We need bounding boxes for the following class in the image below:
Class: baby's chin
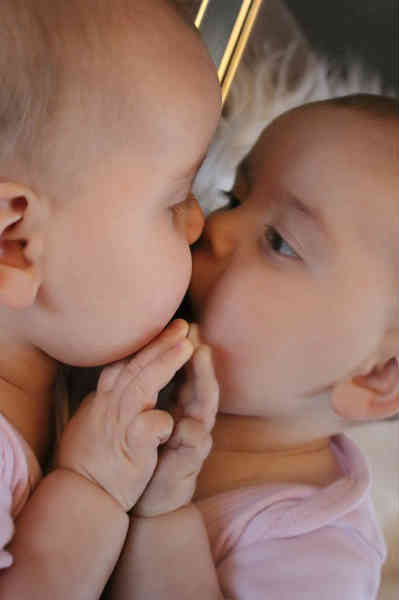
[62,323,170,367]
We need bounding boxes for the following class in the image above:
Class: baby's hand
[135,324,219,517]
[55,320,193,512]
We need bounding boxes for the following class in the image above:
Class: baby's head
[0,0,221,366]
[190,94,398,443]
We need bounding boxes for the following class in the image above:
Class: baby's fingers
[97,359,127,393]
[179,345,219,432]
[126,409,174,449]
[119,339,194,418]
[98,319,189,395]
[167,417,213,460]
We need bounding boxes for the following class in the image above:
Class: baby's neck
[195,414,343,501]
[0,340,58,465]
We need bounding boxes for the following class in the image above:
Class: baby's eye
[264,225,299,259]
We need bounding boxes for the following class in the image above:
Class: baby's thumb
[126,410,174,449]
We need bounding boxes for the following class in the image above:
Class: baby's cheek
[197,295,244,378]
[189,255,216,317]
[160,243,192,314]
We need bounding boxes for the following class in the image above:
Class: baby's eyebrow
[285,193,328,237]
[238,156,332,249]
[283,193,334,256]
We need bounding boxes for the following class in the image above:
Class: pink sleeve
[0,413,32,569]
[217,525,383,600]
[0,481,14,568]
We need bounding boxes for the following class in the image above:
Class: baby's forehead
[248,104,397,205]
[252,102,396,165]
[244,103,398,276]
[50,1,221,182]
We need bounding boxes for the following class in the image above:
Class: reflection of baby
[108,95,398,600]
[0,0,221,596]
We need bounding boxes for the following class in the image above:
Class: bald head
[0,0,220,185]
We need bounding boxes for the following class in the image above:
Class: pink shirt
[0,413,42,569]
[197,434,386,600]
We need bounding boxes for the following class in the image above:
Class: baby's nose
[201,208,239,260]
[180,193,205,245]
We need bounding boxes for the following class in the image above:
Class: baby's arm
[0,321,192,600]
[107,326,225,600]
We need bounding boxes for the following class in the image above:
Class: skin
[0,0,221,459]
[0,2,222,597]
[189,104,398,492]
[106,324,221,600]
[8,2,221,367]
[104,103,398,600]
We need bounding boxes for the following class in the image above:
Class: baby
[106,94,398,599]
[0,0,221,597]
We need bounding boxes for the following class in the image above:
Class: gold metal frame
[220,0,262,104]
[194,0,210,28]
[195,0,263,105]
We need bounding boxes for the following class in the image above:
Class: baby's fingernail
[159,430,172,444]
[170,319,189,338]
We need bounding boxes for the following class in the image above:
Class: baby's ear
[331,356,399,422]
[0,181,46,309]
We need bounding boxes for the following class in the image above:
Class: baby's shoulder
[0,413,41,519]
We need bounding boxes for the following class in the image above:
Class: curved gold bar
[195,0,264,105]
[221,0,263,104]
[194,0,210,28]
